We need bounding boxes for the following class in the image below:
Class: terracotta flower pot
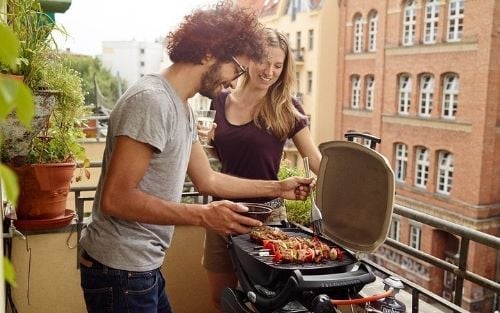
[12,162,76,220]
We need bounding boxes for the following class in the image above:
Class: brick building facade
[336,1,499,312]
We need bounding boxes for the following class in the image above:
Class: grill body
[222,134,395,313]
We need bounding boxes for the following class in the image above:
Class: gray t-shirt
[80,74,197,271]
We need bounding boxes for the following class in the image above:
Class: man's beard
[199,62,223,99]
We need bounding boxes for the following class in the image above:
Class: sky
[52,0,218,56]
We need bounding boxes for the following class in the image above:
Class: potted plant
[0,14,35,287]
[0,0,90,227]
[0,0,60,163]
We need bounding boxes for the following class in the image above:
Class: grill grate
[232,228,356,271]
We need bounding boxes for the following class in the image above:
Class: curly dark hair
[166,1,265,64]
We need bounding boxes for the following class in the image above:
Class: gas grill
[221,133,395,313]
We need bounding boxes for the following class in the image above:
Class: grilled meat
[249,226,343,264]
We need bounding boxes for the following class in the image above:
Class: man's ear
[201,53,214,65]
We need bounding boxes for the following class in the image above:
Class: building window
[351,75,361,108]
[419,74,434,117]
[437,151,453,195]
[415,147,429,188]
[296,31,302,50]
[389,218,401,241]
[395,143,408,182]
[424,0,440,44]
[368,11,378,52]
[140,48,145,54]
[409,224,422,250]
[403,0,417,46]
[296,72,300,92]
[307,71,313,94]
[140,61,145,67]
[442,74,459,119]
[362,137,371,148]
[353,14,364,53]
[447,0,464,42]
[365,75,374,110]
[398,74,412,115]
[308,29,314,50]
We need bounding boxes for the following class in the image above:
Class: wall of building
[257,0,339,147]
[337,1,499,312]
[100,40,163,87]
[9,225,212,313]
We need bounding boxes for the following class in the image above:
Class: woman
[201,28,322,312]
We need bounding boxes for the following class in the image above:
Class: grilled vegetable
[250,226,342,264]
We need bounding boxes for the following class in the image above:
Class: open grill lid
[316,139,395,254]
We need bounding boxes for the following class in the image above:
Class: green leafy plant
[0,20,35,287]
[28,60,89,164]
[1,0,56,90]
[1,0,90,180]
[278,159,312,226]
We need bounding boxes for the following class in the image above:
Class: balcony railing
[70,161,499,312]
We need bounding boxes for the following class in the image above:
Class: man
[79,2,313,313]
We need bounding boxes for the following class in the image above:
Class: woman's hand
[197,122,217,145]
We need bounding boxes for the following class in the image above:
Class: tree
[60,54,126,110]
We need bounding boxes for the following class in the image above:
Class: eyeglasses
[231,56,247,81]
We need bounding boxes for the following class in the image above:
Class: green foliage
[3,256,16,287]
[1,0,58,90]
[0,164,19,207]
[28,60,90,163]
[278,159,312,226]
[0,22,20,69]
[61,54,126,107]
[0,6,38,287]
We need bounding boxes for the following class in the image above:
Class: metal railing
[361,203,500,313]
[69,161,500,312]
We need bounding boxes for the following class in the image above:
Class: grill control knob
[246,291,257,303]
[311,294,338,313]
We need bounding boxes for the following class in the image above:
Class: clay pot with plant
[0,0,90,227]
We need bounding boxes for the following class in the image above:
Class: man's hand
[199,200,262,236]
[279,176,315,200]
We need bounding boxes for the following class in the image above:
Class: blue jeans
[80,251,173,313]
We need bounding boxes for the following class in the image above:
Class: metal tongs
[303,157,323,236]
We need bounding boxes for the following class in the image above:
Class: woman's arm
[292,127,322,175]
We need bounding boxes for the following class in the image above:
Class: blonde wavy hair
[239,28,304,141]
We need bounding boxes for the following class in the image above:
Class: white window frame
[389,218,401,241]
[409,224,422,250]
[353,14,364,53]
[424,0,440,44]
[365,76,375,110]
[437,151,454,195]
[419,74,434,117]
[447,0,464,42]
[351,75,361,108]
[403,0,417,46]
[415,147,429,188]
[442,74,459,119]
[398,75,412,115]
[395,143,408,182]
[296,31,302,50]
[368,11,378,52]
